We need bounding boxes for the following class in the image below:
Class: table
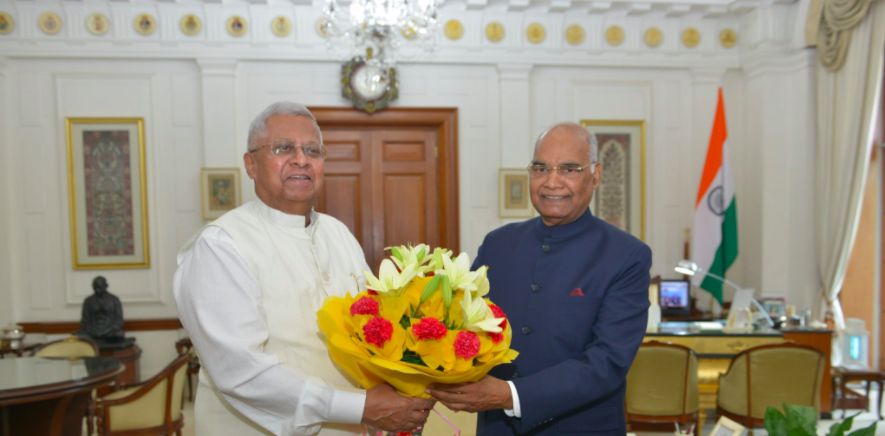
[97,343,141,397]
[645,324,833,422]
[832,366,885,420]
[0,356,123,436]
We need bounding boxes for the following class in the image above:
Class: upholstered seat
[95,352,191,436]
[717,341,825,432]
[626,340,699,434]
[34,335,98,358]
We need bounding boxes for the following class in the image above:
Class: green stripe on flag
[700,198,738,305]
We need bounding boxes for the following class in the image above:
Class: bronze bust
[78,276,135,350]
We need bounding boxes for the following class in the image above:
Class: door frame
[310,107,460,255]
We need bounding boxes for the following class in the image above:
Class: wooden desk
[0,356,123,436]
[645,327,833,421]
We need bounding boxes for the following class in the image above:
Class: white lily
[424,247,453,275]
[460,289,505,333]
[471,265,490,298]
[363,259,418,297]
[435,252,480,292]
[387,244,432,276]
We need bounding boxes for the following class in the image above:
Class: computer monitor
[659,279,691,316]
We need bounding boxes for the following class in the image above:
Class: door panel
[382,174,427,251]
[318,175,363,242]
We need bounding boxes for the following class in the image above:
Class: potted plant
[764,404,876,436]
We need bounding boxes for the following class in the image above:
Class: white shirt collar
[254,197,319,230]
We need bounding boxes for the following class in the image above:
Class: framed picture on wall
[580,120,646,241]
[709,416,745,436]
[201,168,242,220]
[65,118,150,270]
[499,168,534,218]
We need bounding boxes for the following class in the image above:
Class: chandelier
[321,0,440,79]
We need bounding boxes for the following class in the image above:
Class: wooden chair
[95,352,192,436]
[175,338,200,401]
[717,341,825,434]
[625,340,699,435]
[34,335,98,358]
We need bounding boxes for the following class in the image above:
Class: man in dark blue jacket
[428,123,651,435]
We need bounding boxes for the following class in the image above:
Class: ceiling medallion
[86,13,109,36]
[644,27,663,48]
[526,23,545,44]
[341,50,399,114]
[0,12,14,35]
[682,27,700,48]
[565,24,584,45]
[180,14,202,36]
[486,22,504,42]
[605,25,624,46]
[271,16,292,38]
[719,28,737,48]
[134,14,156,36]
[39,12,62,35]
[444,20,463,40]
[226,15,247,37]
[322,0,438,105]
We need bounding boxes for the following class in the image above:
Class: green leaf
[420,275,442,304]
[765,406,788,436]
[401,350,428,367]
[846,421,877,436]
[784,403,817,436]
[400,315,411,330]
[827,413,858,436]
[442,275,453,308]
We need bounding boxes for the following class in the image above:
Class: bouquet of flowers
[317,244,519,403]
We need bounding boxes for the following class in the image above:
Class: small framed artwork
[201,168,242,220]
[581,120,646,241]
[65,118,149,270]
[499,168,534,218]
[760,295,787,317]
[710,416,745,436]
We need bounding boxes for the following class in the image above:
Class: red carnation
[350,296,380,316]
[411,317,448,341]
[363,317,393,348]
[488,332,504,344]
[454,331,481,359]
[489,304,508,329]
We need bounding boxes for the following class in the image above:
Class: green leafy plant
[764,403,876,436]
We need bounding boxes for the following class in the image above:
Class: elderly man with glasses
[428,123,652,436]
[174,102,434,436]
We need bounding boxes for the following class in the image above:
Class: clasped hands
[361,376,512,433]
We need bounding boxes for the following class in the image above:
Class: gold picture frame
[580,120,646,241]
[201,168,242,220]
[65,118,149,270]
[498,168,534,218]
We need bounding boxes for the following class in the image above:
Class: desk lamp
[674,260,775,328]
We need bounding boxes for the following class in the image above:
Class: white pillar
[497,63,534,167]
[743,48,817,309]
[0,57,13,326]
[197,58,240,167]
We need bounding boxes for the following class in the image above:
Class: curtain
[815,0,884,366]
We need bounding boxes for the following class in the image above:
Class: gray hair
[533,122,598,173]
[247,101,323,151]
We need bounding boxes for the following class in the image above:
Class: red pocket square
[570,288,585,296]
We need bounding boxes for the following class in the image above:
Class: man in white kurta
[174,102,434,436]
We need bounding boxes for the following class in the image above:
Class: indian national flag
[691,88,738,305]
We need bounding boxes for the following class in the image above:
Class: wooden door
[313,108,458,271]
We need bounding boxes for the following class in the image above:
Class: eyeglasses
[250,139,326,161]
[527,163,594,179]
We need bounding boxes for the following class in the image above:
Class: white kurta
[173,200,371,436]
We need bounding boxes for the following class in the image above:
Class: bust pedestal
[98,343,142,396]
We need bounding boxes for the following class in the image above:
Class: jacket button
[542,244,550,253]
[531,283,540,292]
[522,327,531,334]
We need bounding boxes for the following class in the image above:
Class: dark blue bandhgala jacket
[472,210,651,436]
